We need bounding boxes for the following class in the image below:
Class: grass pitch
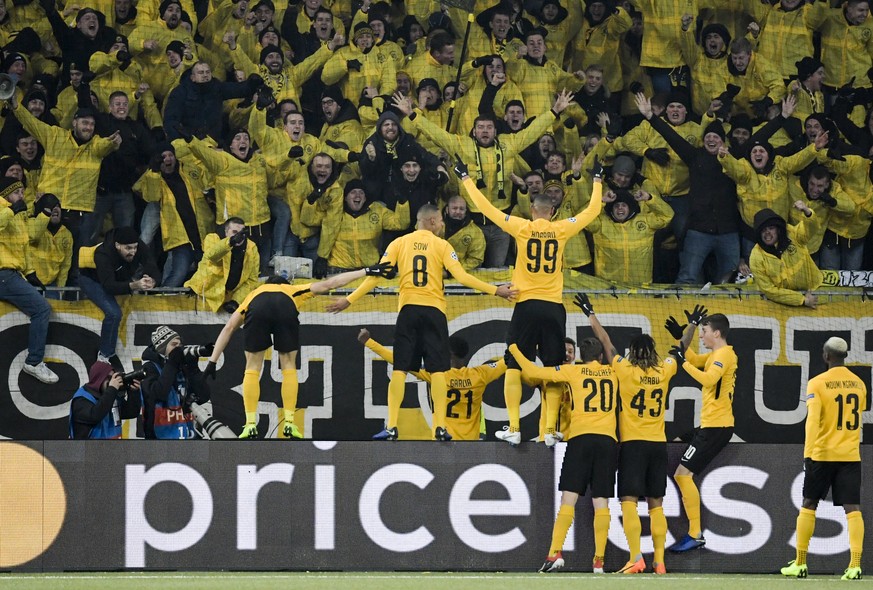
[0,572,868,590]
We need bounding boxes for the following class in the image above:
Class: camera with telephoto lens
[182,345,213,359]
[121,368,147,387]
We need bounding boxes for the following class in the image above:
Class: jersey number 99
[526,239,558,273]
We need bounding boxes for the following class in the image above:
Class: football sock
[675,474,701,538]
[242,369,260,417]
[538,391,548,439]
[548,505,574,555]
[545,383,563,435]
[281,369,298,421]
[387,370,405,429]
[847,511,864,568]
[795,507,816,565]
[430,371,447,431]
[650,506,667,565]
[504,369,522,431]
[276,407,287,438]
[621,501,642,560]
[594,507,610,559]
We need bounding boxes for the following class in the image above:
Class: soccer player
[357,328,506,441]
[665,307,737,553]
[781,337,866,580]
[508,340,617,574]
[327,205,516,440]
[575,293,677,575]
[454,152,604,446]
[206,263,395,439]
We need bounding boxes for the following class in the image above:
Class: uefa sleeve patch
[451,251,459,260]
[487,362,497,368]
[806,394,815,400]
[568,217,576,222]
[713,361,724,368]
[504,215,510,222]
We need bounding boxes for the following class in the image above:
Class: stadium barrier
[2,281,870,442]
[0,440,870,573]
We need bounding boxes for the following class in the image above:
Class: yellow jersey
[461,177,603,303]
[804,366,867,462]
[683,344,737,428]
[364,338,506,441]
[510,344,618,441]
[613,354,678,442]
[346,229,498,313]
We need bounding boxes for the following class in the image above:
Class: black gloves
[167,346,185,366]
[149,152,164,172]
[255,85,275,110]
[306,189,322,204]
[826,147,846,162]
[684,304,708,326]
[246,73,265,91]
[288,145,304,159]
[116,50,131,63]
[34,193,59,216]
[472,55,494,68]
[587,155,603,179]
[25,272,44,290]
[365,261,397,278]
[751,97,774,119]
[313,257,329,279]
[563,117,576,129]
[347,151,360,163]
[837,76,856,100]
[347,59,362,71]
[644,148,670,167]
[10,199,27,214]
[819,194,838,207]
[229,230,248,248]
[222,300,239,314]
[174,123,194,143]
[669,343,686,363]
[628,81,643,95]
[664,316,687,340]
[452,154,468,178]
[605,116,622,140]
[573,293,594,316]
[203,361,217,380]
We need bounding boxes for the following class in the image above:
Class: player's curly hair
[628,334,660,372]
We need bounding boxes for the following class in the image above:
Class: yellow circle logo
[0,444,66,567]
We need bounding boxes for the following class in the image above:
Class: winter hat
[86,361,114,391]
[321,85,344,104]
[258,25,280,45]
[166,40,185,59]
[113,226,139,245]
[0,176,23,200]
[665,89,690,110]
[260,44,283,64]
[700,23,731,48]
[158,0,182,17]
[251,0,275,11]
[151,325,180,355]
[74,7,98,22]
[1,52,25,73]
[542,178,564,193]
[795,56,824,82]
[343,178,366,196]
[605,189,640,221]
[611,154,636,177]
[23,88,47,106]
[353,22,374,41]
[416,77,440,94]
[730,113,753,134]
[703,120,726,141]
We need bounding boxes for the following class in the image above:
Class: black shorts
[618,440,668,499]
[559,434,616,498]
[680,427,733,474]
[243,292,300,353]
[505,300,566,369]
[803,460,861,506]
[393,305,450,373]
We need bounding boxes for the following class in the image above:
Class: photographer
[140,326,212,439]
[69,360,142,439]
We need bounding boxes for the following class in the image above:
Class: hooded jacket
[140,344,210,439]
[184,233,260,312]
[749,208,822,306]
[359,112,439,199]
[318,196,410,268]
[679,23,731,117]
[321,41,396,107]
[444,208,486,271]
[69,361,141,439]
[317,97,365,151]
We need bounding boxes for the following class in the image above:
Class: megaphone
[0,74,18,101]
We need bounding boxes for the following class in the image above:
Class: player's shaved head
[531,194,555,218]
[417,203,440,221]
[823,336,848,360]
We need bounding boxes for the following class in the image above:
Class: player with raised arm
[575,293,677,574]
[357,329,506,441]
[664,307,737,553]
[327,205,516,441]
[781,337,866,580]
[508,339,617,574]
[206,263,395,439]
[454,131,604,447]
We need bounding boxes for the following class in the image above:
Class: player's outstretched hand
[357,328,370,344]
[669,343,686,363]
[664,316,686,340]
[365,261,397,278]
[495,283,518,301]
[684,304,708,326]
[573,293,594,316]
[453,154,469,178]
[326,298,351,313]
[203,361,217,380]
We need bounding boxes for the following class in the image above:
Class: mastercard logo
[0,444,66,567]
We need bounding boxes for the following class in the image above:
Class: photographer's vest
[145,361,194,439]
[68,388,122,439]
